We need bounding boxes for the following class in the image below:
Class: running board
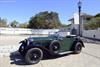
[59,51,73,55]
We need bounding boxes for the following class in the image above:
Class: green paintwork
[60,37,75,51]
[27,35,76,52]
[28,37,53,41]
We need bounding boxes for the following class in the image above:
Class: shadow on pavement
[10,51,27,65]
[10,51,73,65]
[42,52,73,60]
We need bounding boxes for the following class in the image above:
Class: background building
[68,12,93,35]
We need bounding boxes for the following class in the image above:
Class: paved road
[0,35,100,67]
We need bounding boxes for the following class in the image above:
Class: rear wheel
[25,48,43,64]
[73,42,82,54]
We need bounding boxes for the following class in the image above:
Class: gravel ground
[0,35,100,67]
[0,43,100,67]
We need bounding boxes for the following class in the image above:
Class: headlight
[29,38,34,45]
[21,45,24,50]
[19,44,24,50]
[29,38,34,42]
[25,38,34,46]
[23,39,29,46]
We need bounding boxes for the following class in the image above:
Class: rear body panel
[60,37,75,52]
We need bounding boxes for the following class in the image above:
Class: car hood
[27,36,55,41]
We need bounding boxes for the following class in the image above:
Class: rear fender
[78,40,85,47]
[71,38,85,51]
[75,38,85,47]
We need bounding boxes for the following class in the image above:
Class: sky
[0,0,100,24]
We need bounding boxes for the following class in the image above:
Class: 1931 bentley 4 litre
[19,32,84,64]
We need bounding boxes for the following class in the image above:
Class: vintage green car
[19,33,84,64]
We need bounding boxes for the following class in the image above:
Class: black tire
[73,42,82,54]
[49,41,61,55]
[25,48,43,64]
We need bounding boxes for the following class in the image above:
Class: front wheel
[25,48,43,64]
[73,42,82,54]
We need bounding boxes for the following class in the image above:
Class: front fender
[25,44,49,52]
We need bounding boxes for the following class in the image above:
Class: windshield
[49,32,64,38]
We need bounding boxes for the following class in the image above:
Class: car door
[60,36,75,52]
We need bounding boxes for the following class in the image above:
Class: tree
[84,13,100,30]
[19,22,28,28]
[0,17,7,27]
[28,11,62,29]
[10,20,19,28]
[94,13,100,17]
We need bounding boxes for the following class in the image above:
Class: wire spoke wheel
[74,42,82,54]
[51,43,60,53]
[50,41,61,55]
[25,48,43,64]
